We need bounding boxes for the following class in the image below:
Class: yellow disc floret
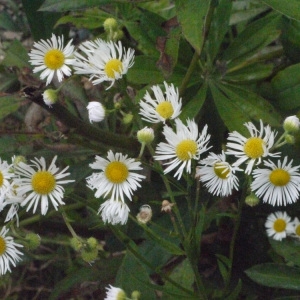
[44,49,65,70]
[273,218,286,232]
[269,169,290,186]
[31,171,56,194]
[295,225,300,237]
[214,163,230,179]
[104,59,123,78]
[0,236,6,255]
[105,161,129,183]
[176,140,197,161]
[155,101,174,119]
[243,137,265,159]
[0,172,3,187]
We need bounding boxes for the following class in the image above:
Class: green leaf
[127,56,164,84]
[269,239,300,267]
[216,83,282,127]
[271,63,300,110]
[180,82,207,121]
[116,251,156,300]
[245,263,300,290]
[163,259,195,299]
[0,95,22,119]
[222,13,281,66]
[38,0,111,12]
[174,0,210,54]
[2,39,30,69]
[262,0,300,20]
[224,279,242,300]
[0,11,19,30]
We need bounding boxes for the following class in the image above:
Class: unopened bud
[43,89,58,107]
[25,233,41,250]
[245,193,260,207]
[137,127,154,144]
[86,237,98,250]
[161,200,175,213]
[70,237,83,251]
[283,115,300,133]
[81,247,98,263]
[103,18,118,31]
[87,102,105,123]
[136,205,152,224]
[285,133,295,144]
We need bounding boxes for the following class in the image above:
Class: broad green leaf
[180,82,207,121]
[230,6,269,25]
[174,0,210,54]
[163,259,195,299]
[0,95,22,119]
[270,239,300,267]
[262,0,300,20]
[0,11,19,30]
[209,81,250,135]
[0,73,19,92]
[222,13,281,66]
[38,0,111,12]
[224,279,242,300]
[127,56,164,84]
[216,83,282,127]
[271,63,300,110]
[116,251,156,300]
[207,0,232,62]
[245,263,300,290]
[2,39,30,69]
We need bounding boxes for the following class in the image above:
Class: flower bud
[136,204,152,224]
[161,200,175,213]
[86,237,98,250]
[245,193,260,207]
[81,247,98,263]
[70,237,83,251]
[137,127,154,144]
[25,233,41,250]
[131,290,141,300]
[43,89,58,107]
[87,101,105,123]
[123,113,133,124]
[283,115,300,133]
[103,18,118,31]
[285,133,295,144]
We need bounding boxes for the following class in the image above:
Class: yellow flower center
[156,101,174,119]
[31,171,56,195]
[176,140,198,161]
[273,218,286,232]
[243,137,264,159]
[214,163,230,179]
[104,59,123,78]
[44,49,65,70]
[105,161,129,183]
[295,224,300,237]
[269,169,290,186]
[0,236,6,255]
[0,172,3,187]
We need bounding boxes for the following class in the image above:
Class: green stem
[61,211,79,239]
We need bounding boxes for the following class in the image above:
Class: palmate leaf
[262,0,300,20]
[245,263,300,290]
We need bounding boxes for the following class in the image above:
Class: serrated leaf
[262,0,300,20]
[216,83,282,127]
[2,39,30,69]
[174,0,210,54]
[245,263,300,290]
[180,83,207,121]
[127,56,164,84]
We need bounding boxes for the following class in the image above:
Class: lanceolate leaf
[262,0,300,20]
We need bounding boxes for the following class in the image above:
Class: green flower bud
[283,115,300,133]
[43,89,58,107]
[81,247,98,263]
[285,133,295,144]
[25,233,41,250]
[103,18,118,31]
[137,127,154,144]
[70,237,83,251]
[245,193,260,207]
[131,290,141,300]
[86,237,98,250]
[123,113,133,124]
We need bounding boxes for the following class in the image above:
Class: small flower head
[99,199,130,225]
[226,120,279,174]
[14,156,74,215]
[161,200,175,213]
[283,115,300,134]
[251,157,300,206]
[43,89,58,106]
[136,204,152,224]
[86,150,145,202]
[139,82,182,123]
[0,159,14,203]
[245,192,260,207]
[105,285,127,300]
[265,211,294,241]
[28,34,75,86]
[74,39,134,89]
[197,151,241,197]
[137,127,154,144]
[87,101,105,123]
[103,18,118,31]
[291,217,300,239]
[0,226,23,275]
[154,119,210,179]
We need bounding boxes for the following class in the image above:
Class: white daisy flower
[0,226,23,275]
[87,101,105,123]
[139,82,182,123]
[265,211,294,241]
[197,151,241,197]
[99,199,130,225]
[290,217,300,239]
[86,150,145,202]
[28,33,75,86]
[74,39,134,89]
[226,120,279,174]
[14,156,74,215]
[251,157,300,206]
[0,159,14,205]
[154,118,210,179]
[104,285,127,300]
